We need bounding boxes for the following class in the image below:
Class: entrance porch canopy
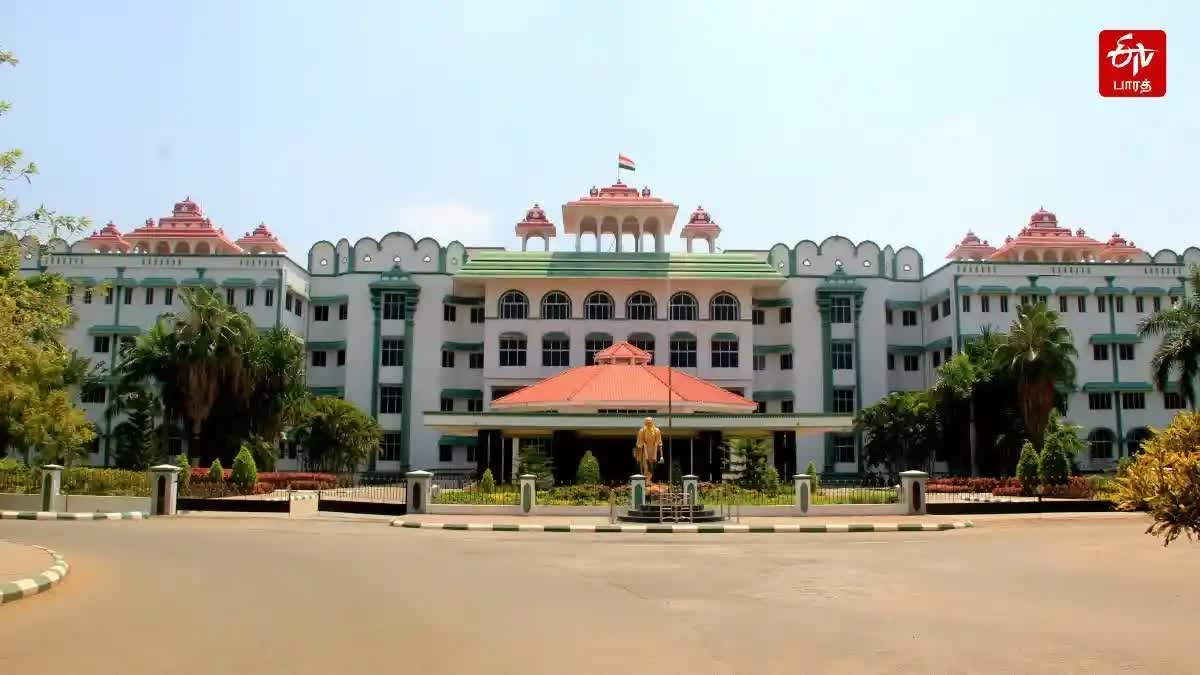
[421,411,854,437]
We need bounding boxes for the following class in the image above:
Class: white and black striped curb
[390,520,975,533]
[0,546,70,605]
[288,492,319,501]
[0,511,147,521]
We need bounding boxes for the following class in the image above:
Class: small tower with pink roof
[79,222,132,254]
[680,205,721,253]
[514,203,556,251]
[236,222,287,254]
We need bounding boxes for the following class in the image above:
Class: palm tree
[934,327,1005,476]
[994,303,1077,449]
[1138,264,1200,409]
[244,326,307,445]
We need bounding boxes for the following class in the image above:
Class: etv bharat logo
[1099,30,1166,97]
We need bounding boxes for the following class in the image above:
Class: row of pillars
[37,464,181,516]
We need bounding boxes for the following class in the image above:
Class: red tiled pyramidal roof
[491,341,756,413]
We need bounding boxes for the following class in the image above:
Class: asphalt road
[0,513,1195,674]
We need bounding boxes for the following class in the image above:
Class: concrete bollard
[793,474,812,515]
[406,470,433,514]
[40,465,63,512]
[148,464,181,516]
[630,474,646,509]
[519,474,536,515]
[899,470,929,515]
[682,474,698,505]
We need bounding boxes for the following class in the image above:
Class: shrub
[479,468,496,494]
[669,459,683,486]
[246,438,277,473]
[231,447,258,492]
[992,486,1022,497]
[285,480,325,491]
[804,461,820,493]
[1038,445,1070,488]
[1115,411,1200,546]
[175,454,192,490]
[252,481,274,495]
[1016,442,1040,495]
[57,468,151,497]
[256,472,336,490]
[575,451,600,485]
[208,459,224,482]
[762,466,781,495]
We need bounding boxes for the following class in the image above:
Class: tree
[243,327,307,446]
[479,468,496,493]
[575,450,601,485]
[1138,264,1200,409]
[854,392,937,475]
[994,303,1077,449]
[111,387,164,470]
[291,397,382,473]
[1016,441,1040,495]
[517,439,555,489]
[1115,411,1200,546]
[230,446,258,493]
[724,437,773,490]
[933,351,982,475]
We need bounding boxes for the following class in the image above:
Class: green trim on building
[179,278,217,288]
[499,330,527,340]
[884,299,923,310]
[1014,285,1051,295]
[753,344,793,354]
[752,297,792,308]
[752,390,794,401]
[442,294,484,306]
[1081,381,1153,393]
[368,292,383,470]
[305,340,346,350]
[1167,286,1185,296]
[540,331,569,341]
[439,435,478,447]
[441,341,484,352]
[1093,286,1129,295]
[711,332,738,341]
[219,277,257,288]
[138,277,176,287]
[887,344,925,355]
[1089,333,1140,345]
[401,294,420,467]
[975,285,1011,294]
[669,331,696,340]
[261,278,282,288]
[1131,286,1167,296]
[308,386,345,397]
[87,325,142,336]
[456,251,783,279]
[1053,286,1091,295]
[369,264,421,291]
[626,331,655,342]
[441,388,483,399]
[64,276,98,286]
[584,331,613,341]
[310,294,350,304]
[925,336,953,351]
[926,289,950,304]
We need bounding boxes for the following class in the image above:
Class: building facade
[14,188,1199,477]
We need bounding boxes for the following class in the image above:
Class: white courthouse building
[15,184,1198,479]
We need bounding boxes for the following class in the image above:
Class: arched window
[1126,427,1153,456]
[625,291,656,320]
[710,292,740,321]
[669,292,698,321]
[498,290,529,319]
[583,291,614,320]
[1088,428,1115,460]
[540,291,571,320]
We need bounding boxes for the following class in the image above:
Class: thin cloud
[391,203,505,246]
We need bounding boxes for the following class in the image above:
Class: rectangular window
[887,353,895,370]
[831,342,853,370]
[439,445,453,462]
[380,432,403,461]
[832,388,855,414]
[264,289,274,307]
[440,397,454,412]
[830,297,851,324]
[225,288,235,306]
[1164,392,1185,409]
[944,346,952,362]
[1097,296,1107,313]
[442,350,455,368]
[245,289,255,306]
[443,304,457,322]
[83,289,93,304]
[379,386,404,414]
[542,339,569,367]
[999,296,1009,312]
[120,287,131,305]
[1093,344,1109,360]
[382,293,404,320]
[780,352,793,370]
[942,298,951,317]
[66,288,74,305]
[903,354,919,372]
[80,383,107,404]
[1077,296,1086,313]
[1135,296,1144,313]
[1088,392,1113,410]
[311,351,327,367]
[669,339,697,368]
[1118,344,1135,361]
[164,288,174,306]
[1122,392,1146,410]
[585,338,613,366]
[469,352,484,369]
[1058,296,1068,313]
[104,288,113,305]
[781,399,794,414]
[381,338,405,367]
[499,337,527,367]
[752,309,764,325]
[961,295,971,313]
[1153,296,1162,312]
[930,304,939,322]
[711,340,739,368]
[1115,296,1125,313]
[145,288,155,304]
[338,303,348,320]
[470,307,485,324]
[779,307,792,324]
[980,296,990,313]
[932,351,942,368]
[93,335,110,354]
[885,308,893,325]
[902,310,918,326]
[314,305,330,322]
[753,354,766,371]
[756,400,767,414]
[294,299,303,317]
[467,398,483,412]
[833,435,855,463]
[337,349,345,366]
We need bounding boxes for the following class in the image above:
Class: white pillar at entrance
[794,474,812,515]
[900,470,928,515]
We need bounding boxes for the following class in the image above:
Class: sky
[4,1,1197,263]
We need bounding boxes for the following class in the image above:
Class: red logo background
[1099,30,1166,97]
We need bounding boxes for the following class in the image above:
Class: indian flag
[617,154,636,171]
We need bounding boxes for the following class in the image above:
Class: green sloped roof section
[441,389,483,399]
[1094,286,1129,295]
[885,299,923,310]
[220,277,257,288]
[976,285,1011,294]
[88,325,142,336]
[927,289,950,303]
[753,344,793,354]
[1168,286,1185,296]
[1054,286,1090,296]
[711,332,739,341]
[443,295,484,306]
[752,297,792,308]
[310,294,349,304]
[1082,381,1153,393]
[442,341,483,352]
[179,277,217,288]
[925,336,953,351]
[1015,285,1052,295]
[1089,333,1141,345]
[65,276,98,286]
[584,332,613,341]
[1132,286,1167,296]
[439,435,478,447]
[888,344,925,355]
[306,340,346,350]
[752,390,794,401]
[456,251,783,279]
[139,277,177,287]
[542,331,569,341]
[669,331,696,341]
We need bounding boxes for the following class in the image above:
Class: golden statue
[634,417,664,482]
